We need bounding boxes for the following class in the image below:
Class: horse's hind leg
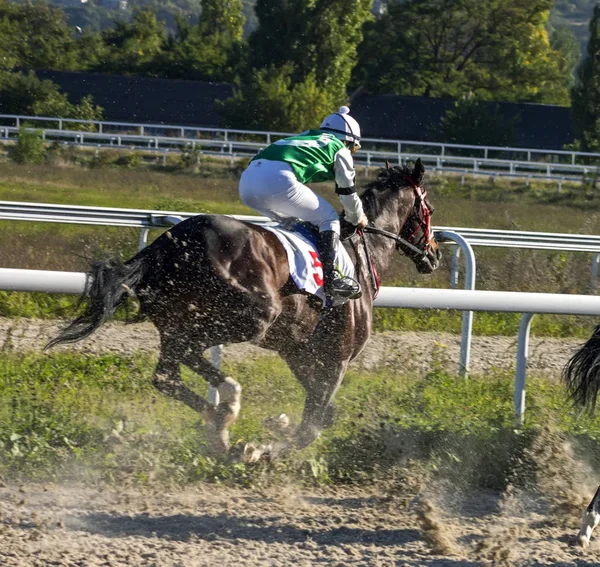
[577,484,600,547]
[152,339,241,453]
[182,354,242,453]
[152,350,214,420]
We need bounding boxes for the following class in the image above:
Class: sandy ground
[1,482,600,566]
[0,317,586,378]
[0,318,598,565]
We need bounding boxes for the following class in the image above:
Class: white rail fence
[0,267,595,424]
[1,200,600,378]
[1,113,600,183]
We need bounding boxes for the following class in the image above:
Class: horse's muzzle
[415,242,441,274]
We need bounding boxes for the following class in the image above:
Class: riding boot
[318,230,361,300]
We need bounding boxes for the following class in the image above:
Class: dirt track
[1,482,600,566]
[1,319,598,565]
[0,317,586,378]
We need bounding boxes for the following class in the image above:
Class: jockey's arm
[334,148,367,227]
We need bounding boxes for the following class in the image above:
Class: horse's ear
[385,159,391,170]
[412,158,425,185]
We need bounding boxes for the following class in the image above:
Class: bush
[0,72,102,130]
[114,151,143,169]
[178,143,202,169]
[9,128,46,164]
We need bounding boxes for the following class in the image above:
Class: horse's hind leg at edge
[576,485,600,548]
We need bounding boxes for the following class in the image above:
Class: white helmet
[320,106,361,150]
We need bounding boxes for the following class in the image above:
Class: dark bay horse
[47,159,441,460]
[563,328,600,546]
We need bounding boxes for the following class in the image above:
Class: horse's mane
[360,165,415,217]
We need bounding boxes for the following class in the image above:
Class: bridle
[362,180,433,259]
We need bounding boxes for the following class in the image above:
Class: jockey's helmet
[320,106,361,153]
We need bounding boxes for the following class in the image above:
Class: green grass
[1,352,599,488]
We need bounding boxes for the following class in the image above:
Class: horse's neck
[361,199,404,276]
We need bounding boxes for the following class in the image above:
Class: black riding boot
[318,230,361,300]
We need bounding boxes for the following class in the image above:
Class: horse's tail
[45,252,148,350]
[562,324,600,413]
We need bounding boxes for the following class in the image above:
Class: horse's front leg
[577,485,600,548]
[287,307,354,449]
[294,358,348,449]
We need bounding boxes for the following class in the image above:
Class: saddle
[276,216,357,244]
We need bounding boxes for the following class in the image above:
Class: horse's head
[365,158,441,274]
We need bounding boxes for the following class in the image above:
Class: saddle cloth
[263,223,355,305]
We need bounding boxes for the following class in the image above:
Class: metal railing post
[437,231,476,378]
[515,312,534,425]
[451,246,461,289]
[138,228,150,250]
[592,253,600,293]
[207,344,224,406]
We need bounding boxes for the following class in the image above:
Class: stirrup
[325,275,362,300]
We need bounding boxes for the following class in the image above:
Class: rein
[363,226,426,257]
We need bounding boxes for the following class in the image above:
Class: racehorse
[47,159,441,461]
[563,328,600,547]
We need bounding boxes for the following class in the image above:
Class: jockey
[239,106,368,300]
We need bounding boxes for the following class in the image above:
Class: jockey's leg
[239,160,359,299]
[317,230,361,299]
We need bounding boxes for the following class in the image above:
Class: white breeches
[239,159,340,234]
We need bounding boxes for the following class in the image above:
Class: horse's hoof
[576,534,591,549]
[263,413,291,434]
[240,442,273,463]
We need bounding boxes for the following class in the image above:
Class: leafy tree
[0,0,79,70]
[158,0,246,81]
[550,25,581,86]
[217,65,334,131]
[197,0,243,40]
[219,0,371,129]
[354,0,570,105]
[571,5,600,152]
[249,0,372,104]
[74,30,108,71]
[95,9,165,75]
[439,96,519,146]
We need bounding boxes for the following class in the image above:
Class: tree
[219,0,372,129]
[217,65,334,131]
[0,0,79,70]
[550,24,581,86]
[95,9,166,75]
[571,5,600,151]
[249,0,372,105]
[197,0,243,41]
[353,0,570,105]
[158,0,246,81]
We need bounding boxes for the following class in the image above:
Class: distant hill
[551,0,595,46]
